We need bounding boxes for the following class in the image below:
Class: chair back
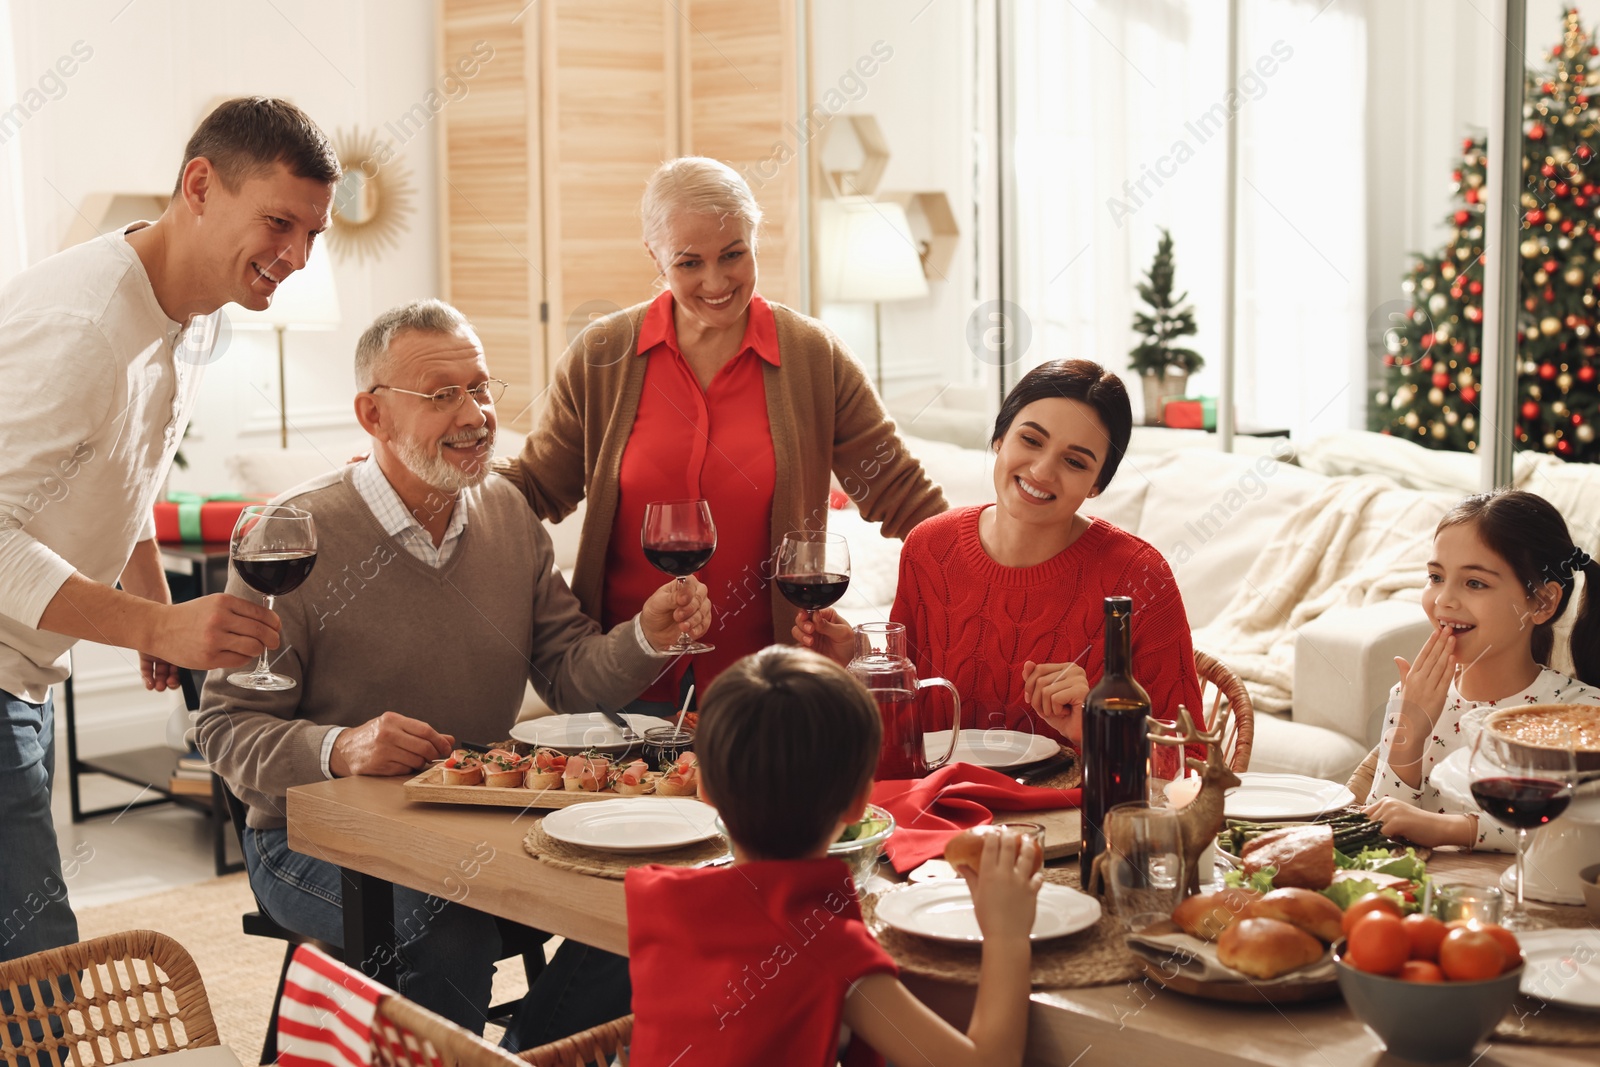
[1346,745,1380,802]
[370,994,529,1067]
[1193,650,1255,773]
[517,1015,632,1067]
[0,930,219,1067]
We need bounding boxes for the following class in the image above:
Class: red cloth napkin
[869,762,1080,874]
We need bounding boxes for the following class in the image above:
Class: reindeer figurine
[1088,705,1240,898]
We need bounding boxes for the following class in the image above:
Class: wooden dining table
[287,775,1597,1066]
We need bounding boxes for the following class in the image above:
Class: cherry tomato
[1347,913,1410,976]
[1439,927,1506,982]
[1398,960,1446,983]
[1341,892,1403,939]
[1401,914,1448,962]
[1477,923,1523,971]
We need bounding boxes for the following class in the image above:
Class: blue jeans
[0,688,79,962]
[244,827,629,1046]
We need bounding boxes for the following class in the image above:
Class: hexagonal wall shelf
[882,191,960,281]
[818,114,890,198]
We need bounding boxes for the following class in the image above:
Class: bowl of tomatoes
[1332,893,1524,1063]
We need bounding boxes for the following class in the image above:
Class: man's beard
[394,427,494,493]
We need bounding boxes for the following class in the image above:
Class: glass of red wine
[775,531,851,625]
[641,499,716,655]
[228,504,318,691]
[1467,721,1576,930]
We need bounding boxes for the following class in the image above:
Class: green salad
[1224,846,1431,912]
[836,817,891,844]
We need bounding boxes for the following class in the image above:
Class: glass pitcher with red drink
[848,622,961,779]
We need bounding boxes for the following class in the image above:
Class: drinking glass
[228,505,317,691]
[641,499,716,654]
[1468,723,1576,930]
[775,531,851,624]
[1101,802,1186,930]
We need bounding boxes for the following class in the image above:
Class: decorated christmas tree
[1374,6,1600,461]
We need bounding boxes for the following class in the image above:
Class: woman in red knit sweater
[797,359,1202,769]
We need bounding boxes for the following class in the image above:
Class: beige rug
[75,874,530,1064]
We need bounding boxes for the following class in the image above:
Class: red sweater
[891,506,1203,776]
[626,859,896,1067]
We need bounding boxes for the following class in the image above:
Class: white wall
[7,0,443,755]
[812,0,990,409]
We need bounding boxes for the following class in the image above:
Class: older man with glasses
[194,298,709,1044]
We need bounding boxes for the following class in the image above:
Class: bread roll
[943,825,1045,875]
[1216,918,1325,979]
[1170,887,1260,941]
[1242,888,1344,943]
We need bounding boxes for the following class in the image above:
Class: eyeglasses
[369,378,507,412]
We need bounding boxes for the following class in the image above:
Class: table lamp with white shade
[818,196,929,393]
[229,241,341,447]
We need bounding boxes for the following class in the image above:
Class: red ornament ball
[1581,145,1594,161]
[1466,189,1480,204]
[1544,258,1560,273]
[1523,400,1544,420]
[1559,439,1575,455]
[1543,80,1557,95]
[1462,386,1478,405]
[1574,412,1585,425]
[1557,182,1571,197]
[1466,306,1484,322]
[1531,123,1547,140]
[1383,354,1395,367]
[1421,355,1434,370]
[1563,219,1576,233]
[1470,351,1482,364]
[1456,209,1472,226]
[1541,362,1559,380]
[1580,364,1597,382]
[1470,280,1484,294]
[1432,371,1450,388]
[1528,209,1547,225]
[1463,137,1475,151]
[1542,163,1558,178]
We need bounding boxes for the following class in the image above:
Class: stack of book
[168,748,212,796]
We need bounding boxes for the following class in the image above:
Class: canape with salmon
[612,758,657,796]
[440,750,484,786]
[563,752,612,792]
[655,752,698,797]
[524,748,568,790]
[481,750,530,788]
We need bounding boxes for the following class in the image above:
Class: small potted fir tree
[1129,228,1203,425]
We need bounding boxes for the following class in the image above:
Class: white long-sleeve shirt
[0,224,215,702]
[1367,666,1599,851]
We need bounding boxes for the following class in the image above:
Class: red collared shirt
[602,290,779,701]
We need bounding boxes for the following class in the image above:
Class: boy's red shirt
[626,857,897,1067]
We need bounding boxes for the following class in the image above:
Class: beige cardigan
[495,298,948,642]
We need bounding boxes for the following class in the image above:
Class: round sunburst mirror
[327,128,414,263]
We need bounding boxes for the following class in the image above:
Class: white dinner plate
[510,712,661,754]
[539,797,721,853]
[1518,928,1600,1013]
[924,729,1061,769]
[1221,772,1355,821]
[874,881,1101,943]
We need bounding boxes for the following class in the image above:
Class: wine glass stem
[255,595,276,678]
[1514,828,1529,914]
[673,577,692,650]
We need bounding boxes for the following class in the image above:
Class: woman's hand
[1362,798,1476,849]
[959,831,1043,944]
[1022,660,1088,746]
[641,577,712,651]
[791,607,855,666]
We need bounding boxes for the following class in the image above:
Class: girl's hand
[1363,798,1475,849]
[1022,660,1088,746]
[790,607,855,666]
[959,830,1043,944]
[1394,622,1457,735]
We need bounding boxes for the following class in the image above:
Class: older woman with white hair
[497,156,946,708]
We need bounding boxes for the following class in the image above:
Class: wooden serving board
[994,810,1082,861]
[1128,920,1340,1004]
[403,763,688,809]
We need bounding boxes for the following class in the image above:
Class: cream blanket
[1193,475,1458,712]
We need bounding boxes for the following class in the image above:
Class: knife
[1016,752,1079,786]
[597,706,640,742]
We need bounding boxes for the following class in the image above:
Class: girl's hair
[990,359,1132,491]
[1438,488,1600,684]
[639,157,763,268]
[695,647,881,860]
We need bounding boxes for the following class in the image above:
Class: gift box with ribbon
[1162,396,1217,431]
[153,492,268,544]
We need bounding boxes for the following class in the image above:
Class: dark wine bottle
[1079,596,1153,891]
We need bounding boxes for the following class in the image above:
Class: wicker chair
[517,1015,632,1067]
[0,930,219,1067]
[1346,744,1381,802]
[368,993,532,1067]
[1194,649,1255,772]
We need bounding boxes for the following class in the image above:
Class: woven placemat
[522,820,728,879]
[862,867,1140,989]
[1491,902,1600,1046]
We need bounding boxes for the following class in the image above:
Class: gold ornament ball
[1524,359,1542,375]
[1531,384,1544,400]
[1523,192,1541,209]
[1580,323,1593,338]
[1567,265,1587,286]
[1464,415,1478,434]
[1556,146,1574,163]
[1544,432,1559,448]
[1445,409,1460,426]
[1467,172,1484,187]
[1441,263,1457,280]
[1542,316,1564,336]
[1560,372,1575,390]
[1522,238,1543,258]
[1432,421,1448,439]
[1429,387,1446,405]
[1549,205,1565,222]
[1421,276,1436,291]
[1580,423,1596,443]
[1404,411,1420,429]
[1554,400,1570,416]
[1535,269,1550,285]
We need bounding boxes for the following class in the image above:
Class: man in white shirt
[0,97,338,960]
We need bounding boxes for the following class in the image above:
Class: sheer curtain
[0,0,28,284]
[1009,0,1367,437]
